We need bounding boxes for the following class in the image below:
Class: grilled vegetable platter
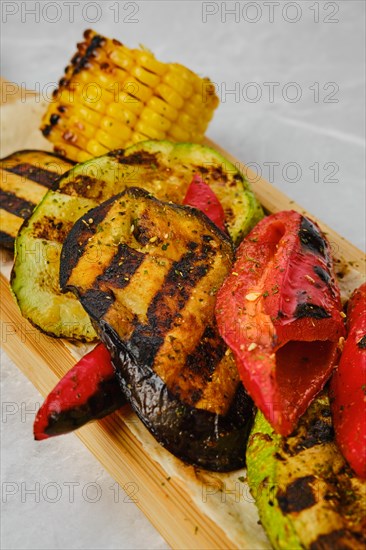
[1,30,366,550]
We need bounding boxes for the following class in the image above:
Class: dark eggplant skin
[101,321,254,472]
[61,188,255,471]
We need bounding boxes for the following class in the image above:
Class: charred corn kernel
[41,29,219,161]
[131,66,160,88]
[155,83,184,110]
[100,117,132,141]
[135,120,166,141]
[86,139,109,157]
[106,103,138,126]
[140,107,171,133]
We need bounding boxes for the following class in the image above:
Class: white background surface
[1,1,365,549]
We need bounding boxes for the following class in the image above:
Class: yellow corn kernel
[163,71,193,99]
[176,112,196,133]
[136,52,167,76]
[135,120,166,141]
[106,103,138,127]
[109,48,135,71]
[185,101,203,119]
[54,142,91,163]
[169,125,192,142]
[140,107,171,133]
[123,76,152,103]
[100,117,132,141]
[86,139,109,157]
[115,92,144,115]
[95,128,129,150]
[155,83,184,110]
[94,67,127,94]
[129,131,150,145]
[77,105,102,127]
[68,115,96,139]
[42,30,219,159]
[131,66,161,89]
[147,96,178,122]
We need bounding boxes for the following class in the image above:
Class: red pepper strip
[216,210,344,436]
[183,174,226,232]
[34,343,125,440]
[330,283,366,478]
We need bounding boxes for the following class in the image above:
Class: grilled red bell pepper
[330,282,366,478]
[216,210,344,435]
[34,343,125,440]
[183,174,226,232]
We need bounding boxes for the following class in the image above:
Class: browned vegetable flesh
[61,187,254,471]
[0,150,74,248]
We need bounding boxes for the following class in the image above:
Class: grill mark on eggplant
[81,288,114,319]
[294,302,331,320]
[4,163,61,188]
[96,243,144,289]
[147,250,211,329]
[299,216,327,257]
[185,325,227,383]
[309,529,366,550]
[0,189,35,218]
[60,200,113,288]
[126,250,213,366]
[277,475,317,514]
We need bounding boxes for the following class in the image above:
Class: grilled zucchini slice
[60,187,254,471]
[11,140,263,340]
[0,150,74,248]
[246,394,366,549]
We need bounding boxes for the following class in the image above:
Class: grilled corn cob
[41,30,219,162]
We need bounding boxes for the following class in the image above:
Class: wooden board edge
[0,272,238,550]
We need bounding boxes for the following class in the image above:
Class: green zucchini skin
[246,394,366,549]
[60,187,255,471]
[11,140,263,341]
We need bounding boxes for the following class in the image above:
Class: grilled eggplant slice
[0,150,74,248]
[11,140,263,340]
[60,187,254,471]
[246,394,366,549]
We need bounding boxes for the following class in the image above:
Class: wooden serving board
[1,83,365,550]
